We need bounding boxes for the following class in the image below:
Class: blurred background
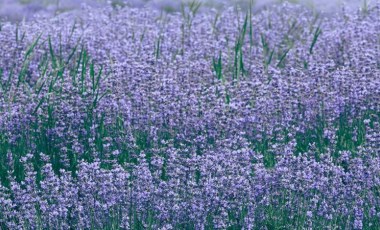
[0,0,371,21]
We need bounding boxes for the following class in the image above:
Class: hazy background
[0,0,373,21]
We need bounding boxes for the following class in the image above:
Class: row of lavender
[0,2,379,229]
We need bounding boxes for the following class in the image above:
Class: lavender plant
[0,1,379,229]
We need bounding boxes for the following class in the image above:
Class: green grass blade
[277,48,290,68]
[25,33,42,59]
[309,26,322,54]
[32,97,45,115]
[48,36,58,70]
[17,33,42,88]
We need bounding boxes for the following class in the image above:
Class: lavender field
[0,0,379,229]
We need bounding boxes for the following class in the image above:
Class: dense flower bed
[0,1,379,229]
